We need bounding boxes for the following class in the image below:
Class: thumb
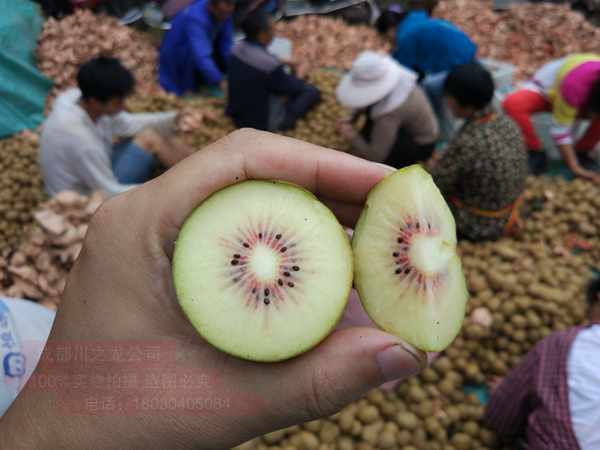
[249,327,429,434]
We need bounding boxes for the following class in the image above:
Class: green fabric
[463,384,490,405]
[0,0,53,138]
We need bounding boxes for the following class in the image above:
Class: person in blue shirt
[226,10,321,131]
[159,0,235,96]
[376,1,477,138]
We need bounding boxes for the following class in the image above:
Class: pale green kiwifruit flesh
[352,165,468,351]
[172,180,353,362]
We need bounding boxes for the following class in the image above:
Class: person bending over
[226,10,320,131]
[503,54,600,180]
[40,56,191,198]
[376,1,476,138]
[430,63,528,241]
[336,51,438,168]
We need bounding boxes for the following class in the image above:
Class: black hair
[586,277,600,307]
[444,62,495,110]
[586,75,600,114]
[241,10,271,42]
[76,56,135,103]
[375,9,406,35]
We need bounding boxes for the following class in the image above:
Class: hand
[1,130,433,450]
[337,122,356,140]
[573,166,600,183]
[281,58,297,69]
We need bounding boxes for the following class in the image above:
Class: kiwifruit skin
[172,180,353,362]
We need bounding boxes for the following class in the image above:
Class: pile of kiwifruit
[234,177,598,450]
[0,131,46,253]
[285,70,352,151]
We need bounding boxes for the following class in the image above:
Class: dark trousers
[278,83,321,131]
[360,117,435,168]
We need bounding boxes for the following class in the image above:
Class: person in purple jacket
[159,0,234,96]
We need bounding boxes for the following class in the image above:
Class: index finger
[152,129,392,231]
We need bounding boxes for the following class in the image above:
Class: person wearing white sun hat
[336,51,439,168]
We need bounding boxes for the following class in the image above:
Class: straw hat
[336,51,405,109]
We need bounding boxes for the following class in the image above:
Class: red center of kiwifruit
[393,217,444,292]
[225,229,302,308]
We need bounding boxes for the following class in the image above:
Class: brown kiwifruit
[408,386,427,403]
[412,428,427,446]
[446,371,464,385]
[355,443,374,450]
[462,421,480,437]
[361,423,382,445]
[397,429,412,446]
[338,410,355,432]
[351,420,362,436]
[298,431,319,450]
[450,389,466,403]
[511,314,527,328]
[439,379,455,396]
[433,427,449,443]
[433,356,452,373]
[451,432,472,450]
[319,422,339,443]
[424,417,442,434]
[357,405,379,424]
[263,429,286,444]
[500,301,516,316]
[377,430,397,449]
[465,363,480,379]
[396,411,419,430]
[336,437,354,450]
[446,405,462,422]
[422,367,439,383]
[366,389,385,405]
[464,324,486,339]
[380,401,398,419]
[304,420,322,433]
[414,400,434,418]
[513,329,527,342]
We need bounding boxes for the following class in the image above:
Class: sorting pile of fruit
[436,0,600,79]
[127,70,349,151]
[274,16,389,79]
[0,131,46,253]
[0,191,104,310]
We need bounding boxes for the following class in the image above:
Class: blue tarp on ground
[0,0,53,138]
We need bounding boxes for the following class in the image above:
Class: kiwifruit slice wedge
[352,165,468,351]
[173,180,353,362]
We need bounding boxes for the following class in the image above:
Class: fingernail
[376,344,423,382]
[374,163,397,173]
